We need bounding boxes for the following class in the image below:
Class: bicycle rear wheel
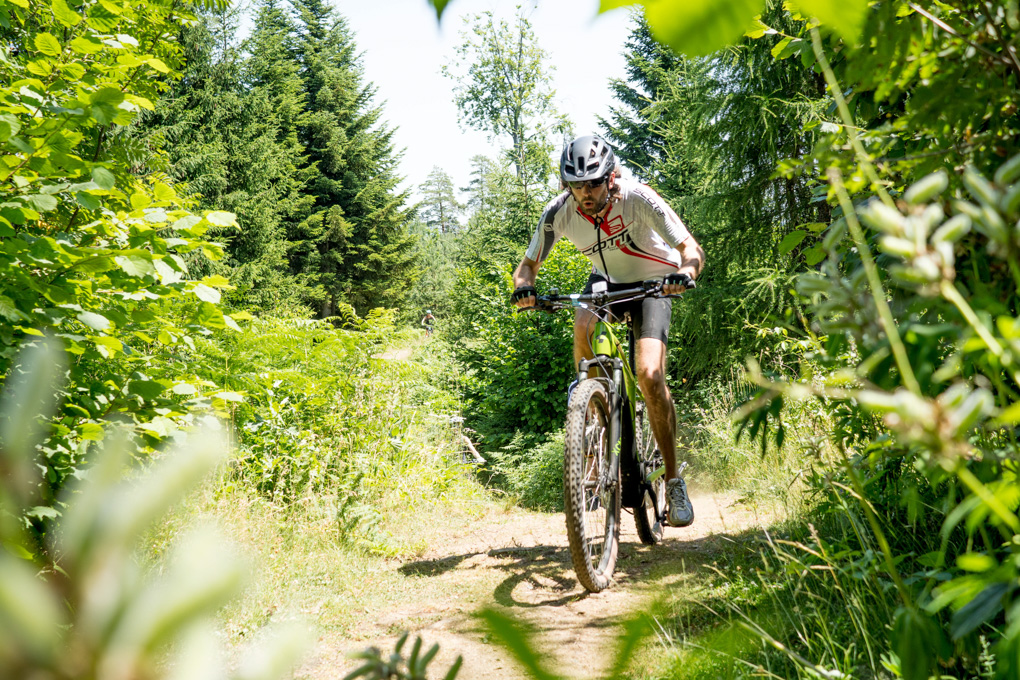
[634,400,666,545]
[563,379,620,592]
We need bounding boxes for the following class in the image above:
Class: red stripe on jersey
[575,205,617,235]
[619,243,676,268]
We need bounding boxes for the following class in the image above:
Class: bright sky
[338,0,637,205]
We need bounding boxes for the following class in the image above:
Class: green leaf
[130,191,151,210]
[75,191,102,210]
[70,36,104,54]
[804,246,826,265]
[23,194,58,212]
[76,311,110,331]
[26,505,59,519]
[957,553,997,572]
[205,211,237,227]
[114,253,155,277]
[125,94,154,111]
[0,114,22,141]
[476,608,559,680]
[790,0,870,45]
[771,36,792,58]
[172,214,202,231]
[116,53,144,67]
[78,422,105,440]
[995,400,1020,426]
[891,608,939,680]
[212,391,244,403]
[91,167,116,190]
[98,0,123,14]
[194,301,226,329]
[950,582,1008,640]
[644,0,766,58]
[0,295,24,321]
[51,0,82,26]
[90,86,125,107]
[144,56,169,73]
[171,383,197,396]
[92,336,123,355]
[128,380,166,401]
[191,283,220,304]
[61,62,86,80]
[426,0,454,19]
[779,230,807,255]
[600,0,640,9]
[27,59,53,77]
[33,33,62,57]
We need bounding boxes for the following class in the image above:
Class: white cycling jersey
[524,179,692,284]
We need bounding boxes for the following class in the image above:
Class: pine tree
[601,9,830,382]
[134,5,306,310]
[600,17,699,186]
[462,155,498,216]
[289,0,416,316]
[418,167,463,233]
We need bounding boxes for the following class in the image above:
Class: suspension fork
[576,356,625,484]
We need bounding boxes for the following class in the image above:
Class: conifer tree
[462,155,498,216]
[135,6,305,310]
[602,11,830,382]
[418,167,463,233]
[289,0,415,316]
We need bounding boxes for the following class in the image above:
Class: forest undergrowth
[142,308,823,674]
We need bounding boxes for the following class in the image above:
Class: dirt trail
[300,490,771,679]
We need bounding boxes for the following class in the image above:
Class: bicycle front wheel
[563,379,620,592]
[634,400,666,545]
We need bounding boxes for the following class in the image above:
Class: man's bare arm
[677,235,704,279]
[512,256,542,308]
[662,236,705,296]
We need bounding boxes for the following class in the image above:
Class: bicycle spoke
[564,379,619,592]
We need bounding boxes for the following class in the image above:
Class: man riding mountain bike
[511,134,705,528]
[421,310,435,336]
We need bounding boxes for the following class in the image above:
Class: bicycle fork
[575,355,624,491]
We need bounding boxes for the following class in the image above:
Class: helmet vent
[560,134,615,183]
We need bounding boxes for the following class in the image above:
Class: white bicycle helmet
[560,135,616,183]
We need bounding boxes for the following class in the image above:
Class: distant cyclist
[511,134,705,527]
[421,310,435,336]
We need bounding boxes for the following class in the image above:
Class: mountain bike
[528,279,688,592]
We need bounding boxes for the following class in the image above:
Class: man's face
[569,173,614,217]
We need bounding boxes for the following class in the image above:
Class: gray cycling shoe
[666,477,694,527]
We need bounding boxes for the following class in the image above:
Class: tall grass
[146,315,492,642]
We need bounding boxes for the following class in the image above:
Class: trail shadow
[399,552,476,577]
[488,546,578,608]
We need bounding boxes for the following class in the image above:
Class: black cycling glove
[664,272,696,290]
[511,285,537,303]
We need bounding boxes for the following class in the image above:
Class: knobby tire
[563,379,619,592]
[633,400,666,545]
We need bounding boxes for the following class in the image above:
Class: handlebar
[524,278,682,313]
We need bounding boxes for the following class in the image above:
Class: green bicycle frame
[587,319,637,419]
[575,317,648,507]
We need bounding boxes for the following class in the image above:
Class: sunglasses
[567,176,608,190]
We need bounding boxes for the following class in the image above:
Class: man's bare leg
[573,308,598,370]
[634,337,677,481]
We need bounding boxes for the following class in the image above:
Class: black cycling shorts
[582,273,673,344]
